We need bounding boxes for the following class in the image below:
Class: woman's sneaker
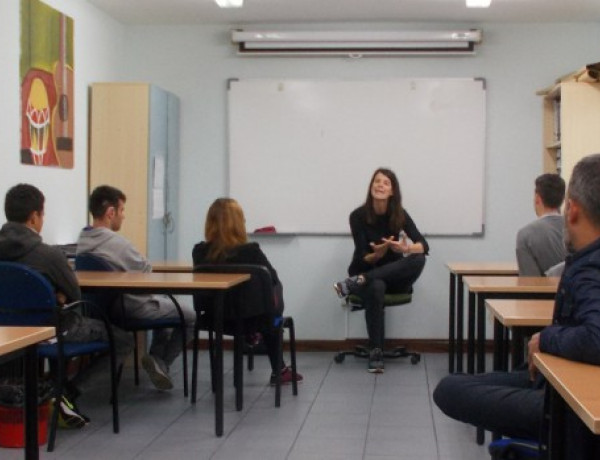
[270,366,303,386]
[368,348,384,373]
[333,275,364,298]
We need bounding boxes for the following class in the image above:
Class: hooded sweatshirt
[0,222,80,302]
[76,226,157,314]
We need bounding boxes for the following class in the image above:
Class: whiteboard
[228,78,486,235]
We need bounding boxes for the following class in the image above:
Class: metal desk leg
[476,292,486,446]
[476,293,486,374]
[467,290,476,374]
[449,273,456,373]
[24,344,39,460]
[214,292,224,437]
[456,275,465,373]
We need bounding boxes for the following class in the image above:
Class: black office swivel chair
[334,292,421,365]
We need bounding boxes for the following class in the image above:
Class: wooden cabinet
[538,71,600,185]
[89,83,180,259]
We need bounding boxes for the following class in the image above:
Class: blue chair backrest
[74,253,120,320]
[75,253,115,272]
[0,261,57,326]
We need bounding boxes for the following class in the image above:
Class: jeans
[355,254,426,349]
[433,370,544,440]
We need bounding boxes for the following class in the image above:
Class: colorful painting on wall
[20,0,74,168]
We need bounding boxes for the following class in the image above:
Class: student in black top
[192,198,302,386]
[334,168,428,373]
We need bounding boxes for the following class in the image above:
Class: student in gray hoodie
[76,185,195,391]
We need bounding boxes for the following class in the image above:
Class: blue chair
[0,261,119,452]
[191,264,298,408]
[488,438,540,459]
[334,292,421,365]
[75,253,189,397]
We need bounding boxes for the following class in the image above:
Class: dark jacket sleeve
[245,243,280,286]
[540,273,600,365]
[349,208,370,263]
[42,246,81,303]
[403,211,429,255]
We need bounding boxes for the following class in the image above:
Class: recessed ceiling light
[215,0,243,8]
[466,0,491,7]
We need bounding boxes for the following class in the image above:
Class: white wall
[120,22,600,341]
[2,6,599,341]
[0,0,125,243]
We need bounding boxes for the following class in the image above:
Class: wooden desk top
[446,262,519,275]
[76,271,250,290]
[485,299,554,327]
[463,276,559,293]
[150,261,193,273]
[0,326,55,356]
[534,352,600,434]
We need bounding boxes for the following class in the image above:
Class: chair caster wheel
[411,355,420,365]
[334,353,345,364]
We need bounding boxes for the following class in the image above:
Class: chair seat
[118,318,182,330]
[347,293,412,311]
[38,341,110,359]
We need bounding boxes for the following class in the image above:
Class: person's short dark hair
[4,183,45,223]
[535,173,565,209]
[568,153,600,227]
[89,185,126,219]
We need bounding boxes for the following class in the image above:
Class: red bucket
[0,401,49,448]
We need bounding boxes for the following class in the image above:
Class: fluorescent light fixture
[215,0,243,8]
[231,29,483,56]
[466,0,491,7]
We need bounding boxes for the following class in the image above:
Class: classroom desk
[150,261,193,273]
[464,276,558,445]
[0,326,55,460]
[75,271,250,437]
[486,299,553,371]
[534,352,600,460]
[445,262,518,373]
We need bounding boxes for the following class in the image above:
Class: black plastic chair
[74,253,188,397]
[334,292,421,365]
[0,261,119,452]
[191,264,298,408]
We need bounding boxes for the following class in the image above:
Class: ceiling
[87,0,600,25]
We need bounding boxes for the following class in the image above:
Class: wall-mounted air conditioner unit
[231,29,482,57]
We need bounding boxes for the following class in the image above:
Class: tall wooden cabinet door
[89,83,150,256]
[561,82,600,185]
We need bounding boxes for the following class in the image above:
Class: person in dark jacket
[333,168,427,373]
[434,154,600,460]
[192,198,302,386]
[0,184,132,426]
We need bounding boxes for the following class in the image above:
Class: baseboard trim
[191,338,495,353]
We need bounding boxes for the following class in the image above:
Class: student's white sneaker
[141,354,173,390]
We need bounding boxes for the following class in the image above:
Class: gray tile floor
[2,352,492,460]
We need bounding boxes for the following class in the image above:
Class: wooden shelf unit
[537,69,600,184]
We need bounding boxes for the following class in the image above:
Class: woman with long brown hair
[334,168,428,373]
[192,198,302,385]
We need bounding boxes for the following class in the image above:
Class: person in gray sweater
[76,185,195,391]
[516,173,566,276]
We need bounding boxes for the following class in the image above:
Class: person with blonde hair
[192,198,302,386]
